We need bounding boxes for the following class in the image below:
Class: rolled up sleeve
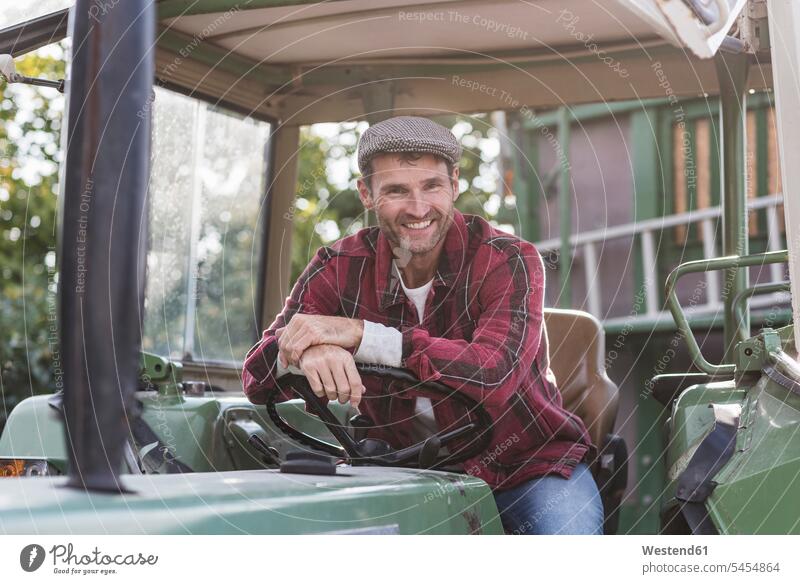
[354,320,403,367]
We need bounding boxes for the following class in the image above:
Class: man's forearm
[346,317,365,349]
[278,314,365,366]
[275,314,364,367]
[276,318,402,375]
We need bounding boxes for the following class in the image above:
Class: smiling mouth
[403,219,434,230]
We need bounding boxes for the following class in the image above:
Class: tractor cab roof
[154,0,768,124]
[2,0,770,124]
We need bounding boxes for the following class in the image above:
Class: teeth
[406,220,432,229]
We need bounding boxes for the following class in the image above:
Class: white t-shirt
[352,262,436,440]
[392,266,437,441]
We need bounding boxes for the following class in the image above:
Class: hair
[362,151,456,194]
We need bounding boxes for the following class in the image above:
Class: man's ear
[450,166,461,202]
[357,178,374,210]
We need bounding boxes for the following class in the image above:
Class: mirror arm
[12,74,65,93]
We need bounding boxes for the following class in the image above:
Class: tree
[0,47,64,429]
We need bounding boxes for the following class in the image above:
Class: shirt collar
[375,210,468,311]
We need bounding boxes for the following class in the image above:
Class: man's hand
[298,344,364,407]
[276,314,364,367]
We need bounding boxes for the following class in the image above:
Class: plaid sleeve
[400,243,545,408]
[242,247,340,404]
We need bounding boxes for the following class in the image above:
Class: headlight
[0,458,59,477]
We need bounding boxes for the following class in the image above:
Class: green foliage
[290,124,363,283]
[0,48,64,429]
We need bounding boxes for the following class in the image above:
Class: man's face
[357,153,459,257]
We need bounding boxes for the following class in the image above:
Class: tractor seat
[543,308,628,535]
[543,308,618,447]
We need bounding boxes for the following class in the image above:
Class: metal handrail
[665,250,790,376]
[733,281,792,343]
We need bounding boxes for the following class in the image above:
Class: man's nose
[405,190,431,218]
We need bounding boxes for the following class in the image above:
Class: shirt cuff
[354,320,403,367]
[275,359,303,378]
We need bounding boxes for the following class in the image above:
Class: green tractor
[0,0,798,536]
[654,252,799,534]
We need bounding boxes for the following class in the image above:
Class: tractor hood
[0,467,502,534]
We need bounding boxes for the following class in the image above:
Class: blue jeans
[493,462,604,534]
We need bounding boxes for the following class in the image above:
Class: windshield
[143,87,272,365]
[0,1,72,29]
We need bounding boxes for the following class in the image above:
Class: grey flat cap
[357,116,462,176]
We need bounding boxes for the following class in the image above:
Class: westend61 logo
[19,543,158,576]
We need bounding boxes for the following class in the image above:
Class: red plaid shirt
[243,211,594,490]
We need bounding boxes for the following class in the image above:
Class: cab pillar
[715,52,750,359]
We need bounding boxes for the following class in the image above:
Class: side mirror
[0,53,65,93]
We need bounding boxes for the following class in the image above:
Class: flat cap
[357,116,462,176]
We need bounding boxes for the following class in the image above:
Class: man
[243,116,603,534]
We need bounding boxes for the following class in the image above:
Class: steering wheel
[265,364,493,469]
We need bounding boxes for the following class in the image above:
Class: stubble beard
[380,205,454,262]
